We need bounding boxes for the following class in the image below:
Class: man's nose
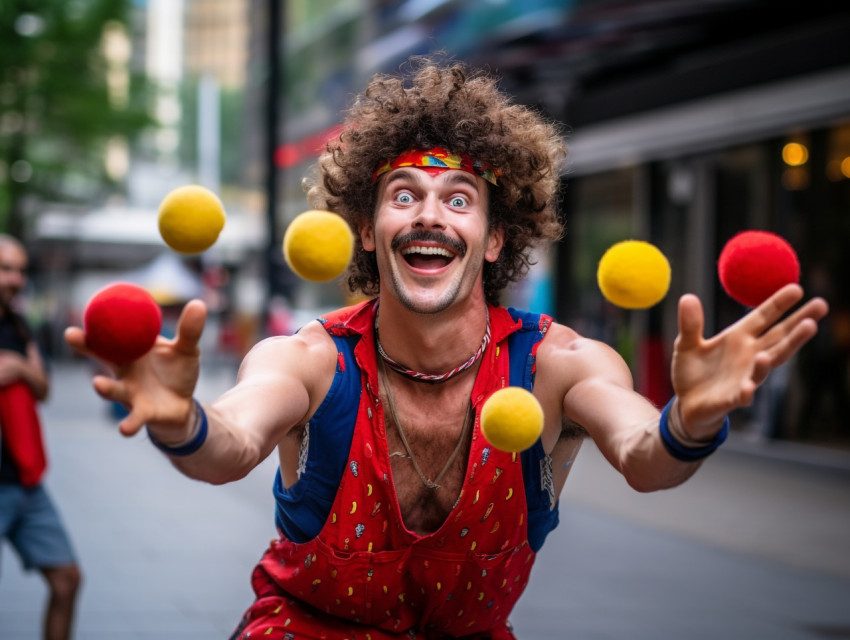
[413,193,445,229]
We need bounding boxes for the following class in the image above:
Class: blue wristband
[659,397,728,462]
[147,400,208,457]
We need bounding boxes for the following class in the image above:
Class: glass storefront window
[776,124,850,447]
[561,124,850,448]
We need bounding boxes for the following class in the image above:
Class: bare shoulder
[531,321,637,447]
[535,321,633,392]
[237,320,339,391]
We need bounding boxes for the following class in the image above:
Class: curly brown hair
[303,57,567,305]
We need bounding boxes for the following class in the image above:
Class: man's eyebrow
[443,171,479,189]
[382,168,421,188]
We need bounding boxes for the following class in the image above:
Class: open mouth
[401,245,455,270]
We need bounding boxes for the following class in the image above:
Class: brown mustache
[391,230,466,257]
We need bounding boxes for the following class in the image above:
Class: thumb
[64,326,87,353]
[173,299,207,355]
[64,326,105,363]
[677,293,705,351]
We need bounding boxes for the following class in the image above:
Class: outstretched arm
[549,283,828,492]
[64,299,334,484]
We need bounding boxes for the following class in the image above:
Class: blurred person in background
[65,59,827,639]
[0,234,81,640]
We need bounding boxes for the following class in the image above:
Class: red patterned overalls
[232,302,544,640]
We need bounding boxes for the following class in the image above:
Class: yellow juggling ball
[480,387,544,453]
[158,185,226,254]
[283,210,354,282]
[597,240,671,309]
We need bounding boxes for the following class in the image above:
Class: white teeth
[401,246,453,258]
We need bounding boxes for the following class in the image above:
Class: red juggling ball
[718,230,800,307]
[83,283,162,364]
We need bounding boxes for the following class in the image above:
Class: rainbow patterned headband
[372,147,500,186]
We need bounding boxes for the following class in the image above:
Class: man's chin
[388,265,466,313]
[397,289,459,315]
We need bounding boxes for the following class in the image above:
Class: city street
[2,360,850,639]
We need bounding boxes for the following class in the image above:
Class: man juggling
[65,57,827,639]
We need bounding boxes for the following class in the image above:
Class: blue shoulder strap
[506,307,560,552]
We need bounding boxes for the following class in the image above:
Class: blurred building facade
[257,0,850,449]
[23,1,850,449]
[184,0,250,90]
[29,0,265,363]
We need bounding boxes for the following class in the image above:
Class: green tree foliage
[0,0,153,236]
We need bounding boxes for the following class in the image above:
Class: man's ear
[484,226,504,263]
[361,223,376,252]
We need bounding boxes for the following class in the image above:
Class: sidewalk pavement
[1,360,849,639]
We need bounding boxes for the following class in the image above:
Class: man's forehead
[0,245,27,265]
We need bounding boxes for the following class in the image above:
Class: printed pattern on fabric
[232,302,540,640]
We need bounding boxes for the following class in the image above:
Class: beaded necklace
[374,310,490,384]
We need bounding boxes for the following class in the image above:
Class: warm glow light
[782,142,809,167]
[841,157,850,179]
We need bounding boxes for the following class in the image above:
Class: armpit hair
[561,417,587,440]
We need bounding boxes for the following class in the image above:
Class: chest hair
[380,373,475,535]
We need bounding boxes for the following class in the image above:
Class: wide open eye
[449,196,467,208]
[396,192,414,204]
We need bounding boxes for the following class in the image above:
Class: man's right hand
[64,299,207,439]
